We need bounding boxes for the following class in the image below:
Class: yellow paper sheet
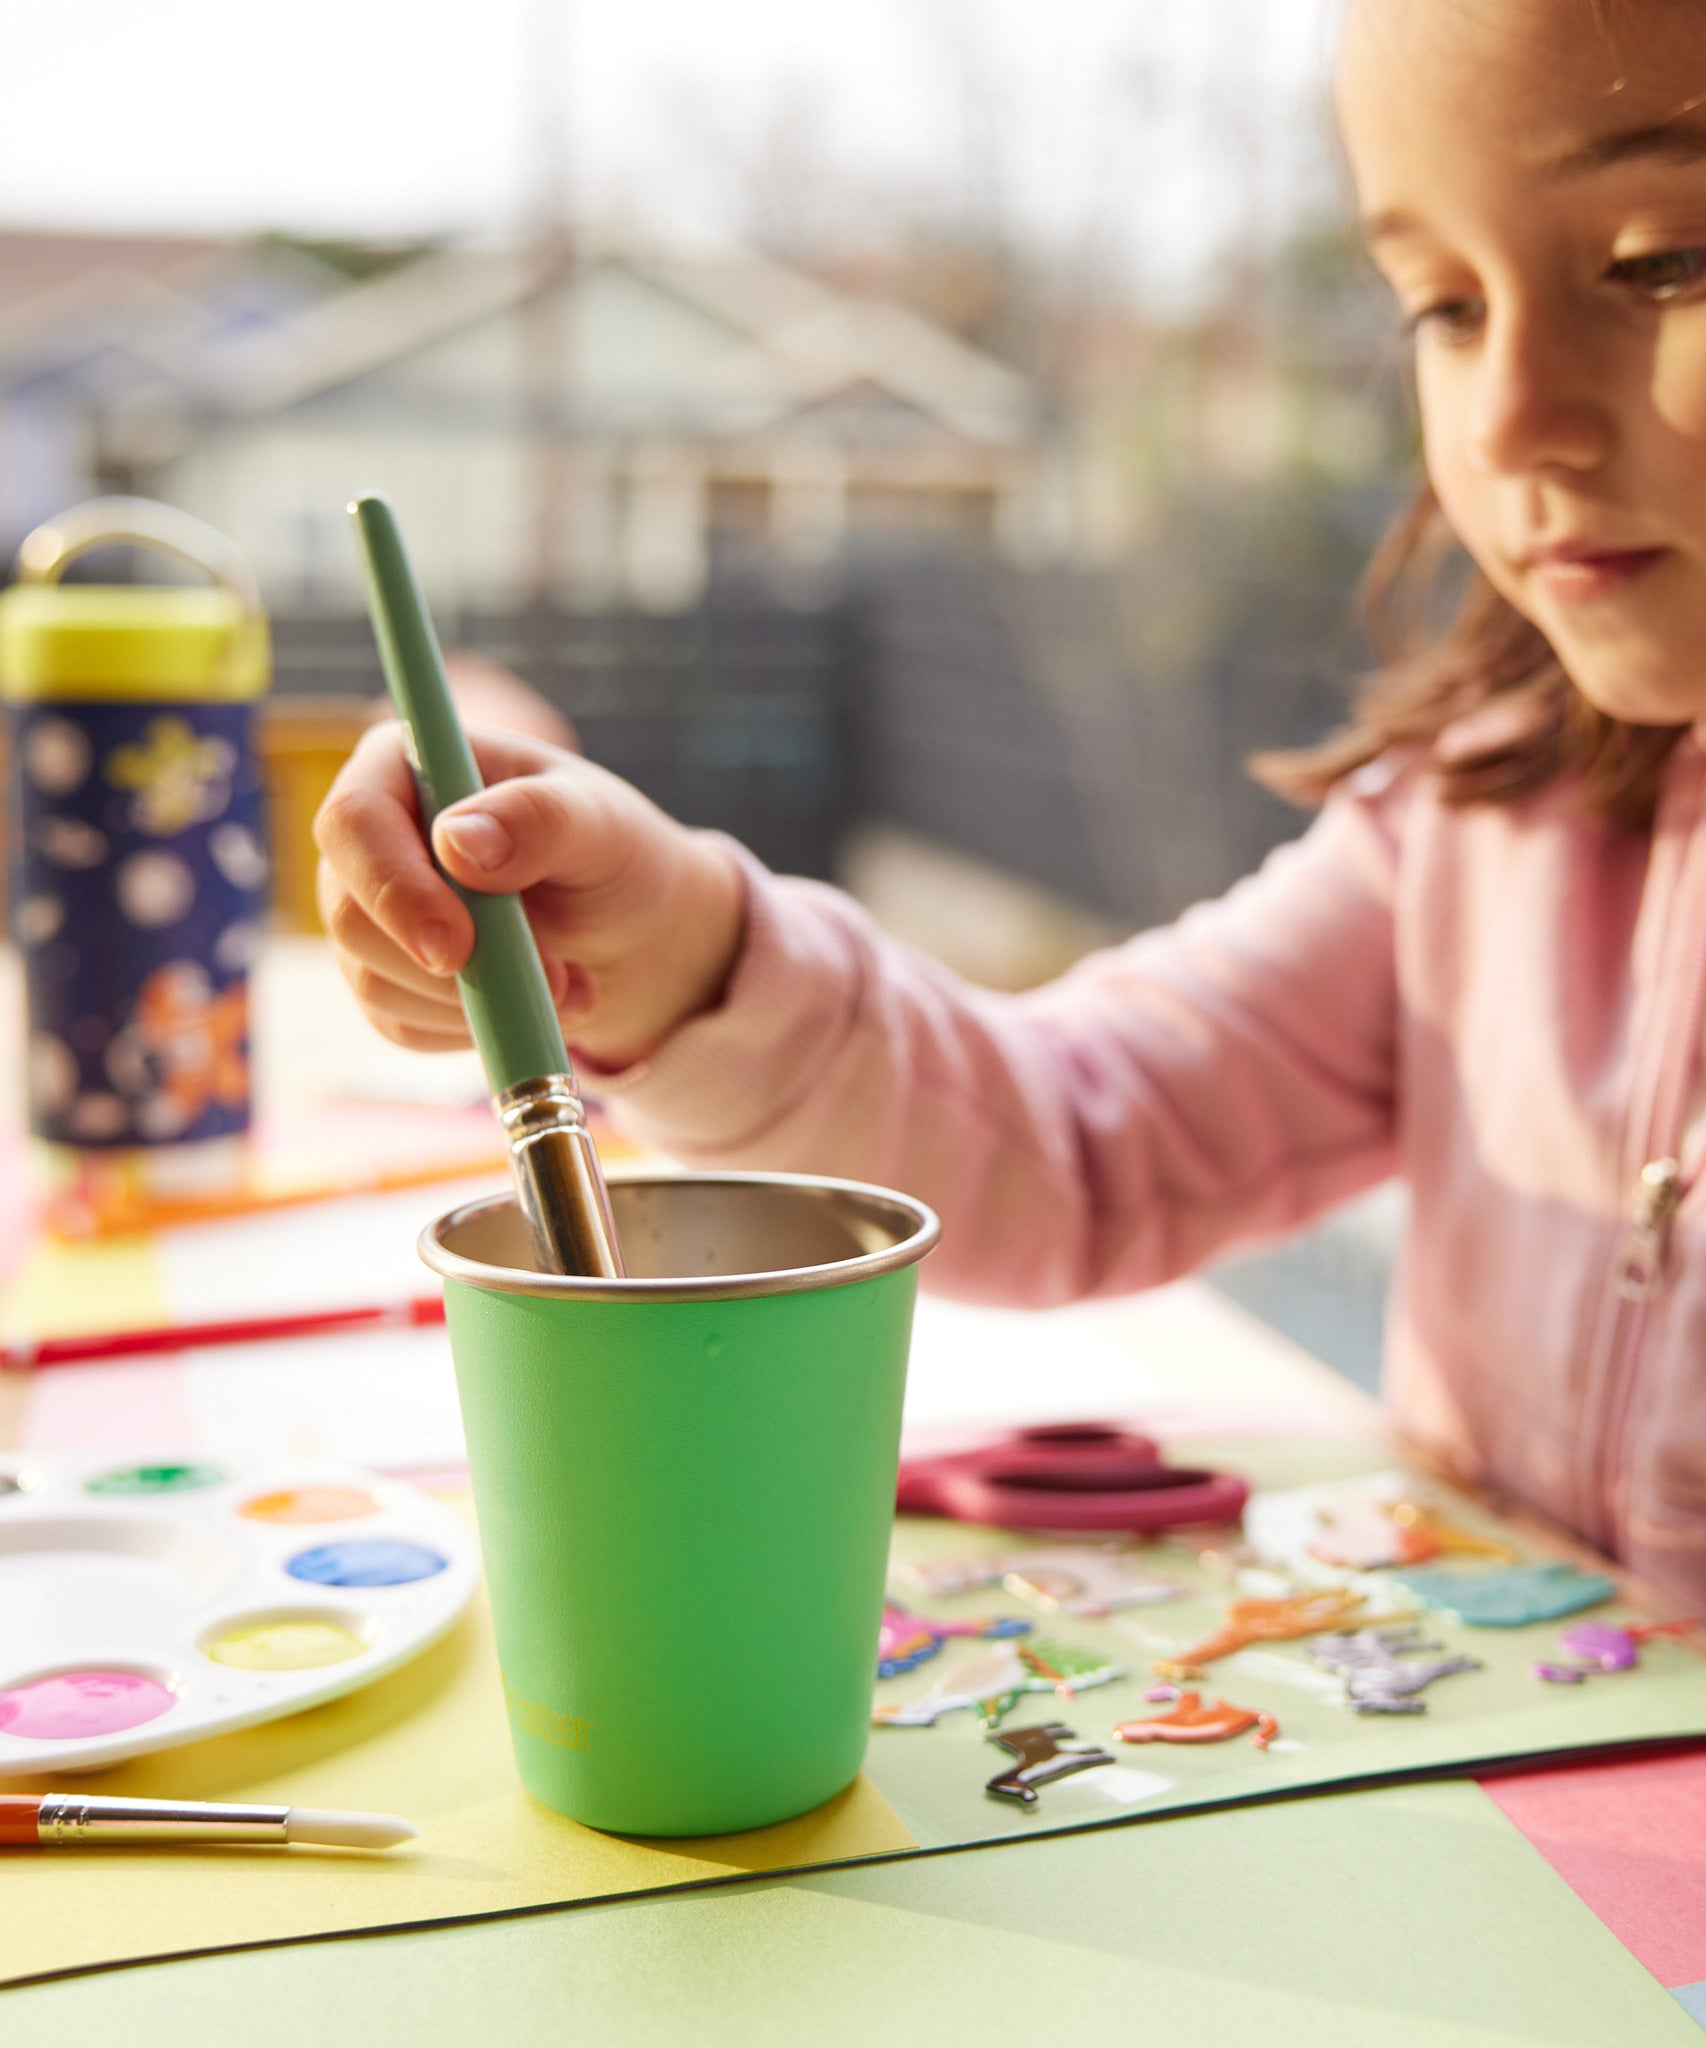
[1,1508,916,1988]
[0,1233,165,1346]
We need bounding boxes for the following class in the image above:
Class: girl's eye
[1401,298,1485,345]
[1606,248,1706,300]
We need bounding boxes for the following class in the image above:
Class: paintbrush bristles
[283,1808,417,1850]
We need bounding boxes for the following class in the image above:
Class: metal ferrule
[495,1075,625,1281]
[36,1797,291,1846]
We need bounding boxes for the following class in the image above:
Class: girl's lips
[1525,547,1670,603]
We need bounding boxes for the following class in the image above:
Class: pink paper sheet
[0,1119,30,1290]
[1481,1750,1706,1989]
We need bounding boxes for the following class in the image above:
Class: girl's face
[1338,0,1706,725]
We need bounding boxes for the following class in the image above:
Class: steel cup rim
[418,1168,940,1303]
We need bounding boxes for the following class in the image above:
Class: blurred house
[0,231,1040,611]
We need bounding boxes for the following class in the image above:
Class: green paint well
[85,1463,226,1496]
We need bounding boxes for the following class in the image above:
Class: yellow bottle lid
[0,497,269,704]
[0,584,269,703]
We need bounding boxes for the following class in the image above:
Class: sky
[1,1,1341,294]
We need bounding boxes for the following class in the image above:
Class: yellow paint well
[206,1620,367,1671]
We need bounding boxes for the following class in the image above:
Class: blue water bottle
[0,498,270,1217]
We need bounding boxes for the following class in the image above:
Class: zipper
[1613,1156,1685,1302]
[1593,749,1706,1554]
[1597,1153,1690,1558]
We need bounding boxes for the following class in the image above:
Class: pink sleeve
[595,762,1409,1304]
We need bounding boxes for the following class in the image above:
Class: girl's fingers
[316,722,595,974]
[314,725,473,973]
[316,826,574,1012]
[332,950,471,1041]
[315,863,456,1000]
[374,1016,480,1055]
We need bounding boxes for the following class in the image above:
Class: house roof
[0,234,353,390]
[201,236,1035,448]
[0,228,227,302]
[0,226,1036,464]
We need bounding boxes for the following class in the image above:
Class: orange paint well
[237,1486,379,1525]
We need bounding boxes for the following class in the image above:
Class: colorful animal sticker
[1162,1529,1260,1580]
[875,1645,1031,1728]
[1155,1587,1367,1681]
[876,1601,1030,1679]
[874,1637,1127,1729]
[892,1547,1178,1617]
[1115,1688,1279,1750]
[1307,1627,1481,1714]
[1532,1618,1698,1683]
[1388,1503,1519,1563]
[1396,1563,1616,1628]
[1310,1499,1518,1571]
[1010,1639,1128,1704]
[984,1721,1116,1806]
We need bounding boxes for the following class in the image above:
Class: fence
[268,515,1383,933]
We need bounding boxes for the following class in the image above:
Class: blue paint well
[285,1539,447,1588]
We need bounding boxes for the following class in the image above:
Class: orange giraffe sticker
[1155,1587,1366,1681]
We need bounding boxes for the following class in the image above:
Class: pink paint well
[0,1669,176,1740]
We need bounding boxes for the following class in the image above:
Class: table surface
[4,939,1706,2047]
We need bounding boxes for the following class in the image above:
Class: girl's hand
[313,723,746,1069]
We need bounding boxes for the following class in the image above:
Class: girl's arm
[598,762,1408,1304]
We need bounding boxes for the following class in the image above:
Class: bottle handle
[14,497,260,614]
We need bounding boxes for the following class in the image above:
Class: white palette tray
[0,1454,479,1774]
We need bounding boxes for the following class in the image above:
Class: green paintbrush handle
[348,493,569,1095]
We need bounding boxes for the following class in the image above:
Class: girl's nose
[1466,310,1612,478]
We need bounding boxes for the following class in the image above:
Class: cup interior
[424,1172,938,1300]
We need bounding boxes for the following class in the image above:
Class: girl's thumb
[432,778,572,892]
[434,806,512,877]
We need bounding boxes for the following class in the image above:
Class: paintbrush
[0,1795,415,1851]
[348,493,624,1279]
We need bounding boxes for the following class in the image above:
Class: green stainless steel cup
[419,1170,939,1836]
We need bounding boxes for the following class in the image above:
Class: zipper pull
[1615,1157,1683,1301]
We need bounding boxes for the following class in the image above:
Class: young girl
[315,0,1706,1605]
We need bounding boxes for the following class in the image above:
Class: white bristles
[282,1808,418,1850]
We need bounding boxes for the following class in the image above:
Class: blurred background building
[0,0,1416,1383]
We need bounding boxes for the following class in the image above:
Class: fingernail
[438,811,512,873]
[417,920,456,973]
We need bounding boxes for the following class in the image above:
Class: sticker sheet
[865,1448,1706,1849]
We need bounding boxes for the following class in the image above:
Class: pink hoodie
[602,737,1706,1606]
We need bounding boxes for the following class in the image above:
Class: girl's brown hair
[1252,482,1687,830]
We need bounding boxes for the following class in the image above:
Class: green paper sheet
[5,1781,1698,2047]
[6,1439,1706,1990]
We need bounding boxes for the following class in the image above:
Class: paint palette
[0,1455,478,1774]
